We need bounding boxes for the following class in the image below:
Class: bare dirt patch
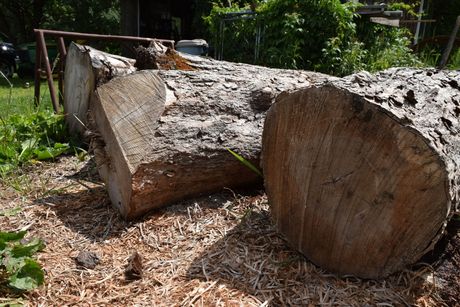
[0,155,458,306]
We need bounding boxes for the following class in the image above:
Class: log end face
[262,86,450,278]
[64,43,96,135]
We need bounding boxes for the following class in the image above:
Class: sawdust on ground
[0,155,458,306]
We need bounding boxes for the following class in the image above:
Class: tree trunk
[64,42,136,135]
[262,68,460,279]
[87,49,328,219]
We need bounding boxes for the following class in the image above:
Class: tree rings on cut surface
[262,81,455,278]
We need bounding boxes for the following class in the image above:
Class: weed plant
[0,230,45,295]
[0,77,77,177]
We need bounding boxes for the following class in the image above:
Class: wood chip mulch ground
[0,155,458,306]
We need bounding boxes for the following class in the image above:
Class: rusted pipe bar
[56,37,67,106]
[34,32,42,107]
[34,29,175,48]
[37,31,60,113]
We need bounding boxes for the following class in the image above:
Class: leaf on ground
[34,143,70,160]
[11,238,45,258]
[18,138,37,161]
[0,231,26,243]
[3,255,24,273]
[8,259,44,290]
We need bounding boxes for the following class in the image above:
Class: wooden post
[439,15,460,69]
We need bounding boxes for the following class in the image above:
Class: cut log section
[87,49,328,219]
[64,42,136,134]
[262,68,460,278]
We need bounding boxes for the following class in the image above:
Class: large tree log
[87,50,328,219]
[262,68,460,278]
[64,43,136,134]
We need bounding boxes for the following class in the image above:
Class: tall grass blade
[226,148,263,177]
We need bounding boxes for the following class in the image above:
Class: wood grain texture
[64,43,136,134]
[91,70,166,217]
[262,68,460,278]
[89,53,328,219]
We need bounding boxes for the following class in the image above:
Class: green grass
[447,47,460,70]
[0,76,56,117]
[416,47,460,70]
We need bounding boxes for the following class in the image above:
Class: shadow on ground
[185,208,431,306]
[64,157,103,184]
[34,186,128,242]
[33,157,261,243]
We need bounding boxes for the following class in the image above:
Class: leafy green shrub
[0,110,73,174]
[203,3,259,64]
[204,0,422,76]
[258,0,361,74]
[0,231,45,293]
[356,21,421,72]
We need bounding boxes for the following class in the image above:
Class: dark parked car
[0,33,19,78]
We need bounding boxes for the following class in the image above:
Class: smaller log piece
[63,43,136,134]
[90,50,328,219]
[262,68,460,279]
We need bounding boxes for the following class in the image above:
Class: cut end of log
[262,85,452,278]
[91,70,167,218]
[64,43,136,135]
[90,69,262,219]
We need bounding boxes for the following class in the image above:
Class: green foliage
[204,0,424,76]
[0,0,120,44]
[203,2,259,64]
[258,0,360,73]
[415,47,440,68]
[0,110,72,175]
[42,0,120,35]
[447,48,460,70]
[387,1,419,17]
[0,231,45,292]
[356,21,421,72]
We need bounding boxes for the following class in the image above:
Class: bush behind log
[204,0,421,76]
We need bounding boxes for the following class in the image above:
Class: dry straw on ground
[0,156,456,306]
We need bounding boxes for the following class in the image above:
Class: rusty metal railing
[34,29,174,113]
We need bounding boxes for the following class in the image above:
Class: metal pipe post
[439,16,460,69]
[57,37,67,106]
[37,30,60,112]
[34,32,42,107]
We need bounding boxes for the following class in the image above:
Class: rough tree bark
[262,68,460,279]
[64,43,136,134]
[86,48,328,219]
